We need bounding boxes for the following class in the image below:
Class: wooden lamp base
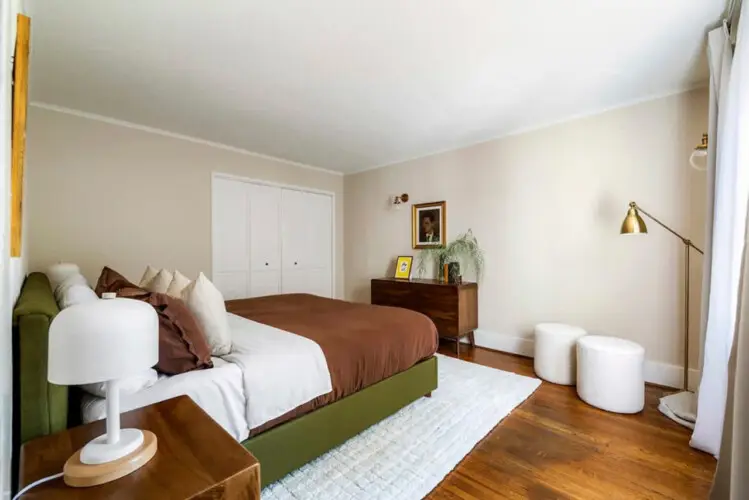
[63,430,158,487]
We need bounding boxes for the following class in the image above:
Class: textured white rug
[263,353,541,500]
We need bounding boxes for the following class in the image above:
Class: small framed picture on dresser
[394,256,413,279]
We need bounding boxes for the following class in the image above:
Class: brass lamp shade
[620,202,648,234]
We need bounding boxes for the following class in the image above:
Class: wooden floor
[428,343,716,500]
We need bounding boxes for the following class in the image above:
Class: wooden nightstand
[19,396,260,499]
[371,277,478,356]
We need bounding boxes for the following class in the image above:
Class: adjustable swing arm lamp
[621,202,704,255]
[620,201,702,391]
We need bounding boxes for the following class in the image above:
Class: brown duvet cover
[225,293,439,435]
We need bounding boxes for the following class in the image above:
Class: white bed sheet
[81,357,249,442]
[223,313,333,430]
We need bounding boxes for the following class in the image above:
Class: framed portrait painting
[412,201,446,249]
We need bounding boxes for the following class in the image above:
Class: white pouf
[577,336,645,414]
[533,323,587,385]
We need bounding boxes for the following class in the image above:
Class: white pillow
[53,273,88,304]
[47,263,81,290]
[79,369,159,398]
[60,284,99,309]
[181,273,231,355]
[166,270,191,298]
[145,269,173,294]
[139,265,159,288]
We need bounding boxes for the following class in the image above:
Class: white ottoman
[533,323,587,385]
[577,336,645,413]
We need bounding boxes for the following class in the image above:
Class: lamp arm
[634,203,704,255]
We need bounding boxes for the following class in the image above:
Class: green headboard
[12,272,68,444]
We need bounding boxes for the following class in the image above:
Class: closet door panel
[280,189,333,297]
[280,189,309,270]
[248,184,281,271]
[250,270,281,297]
[212,272,248,300]
[281,190,332,270]
[212,177,249,298]
[212,177,249,273]
[305,193,332,269]
[281,268,331,297]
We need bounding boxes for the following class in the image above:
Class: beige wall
[26,89,709,376]
[345,89,708,372]
[26,106,345,297]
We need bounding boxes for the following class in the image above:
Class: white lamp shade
[48,298,159,385]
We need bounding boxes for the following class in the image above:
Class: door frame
[211,172,337,298]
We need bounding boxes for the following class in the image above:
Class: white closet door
[250,270,281,297]
[248,183,281,297]
[248,184,281,271]
[282,268,332,297]
[280,189,308,270]
[306,192,332,271]
[212,177,249,299]
[281,189,333,297]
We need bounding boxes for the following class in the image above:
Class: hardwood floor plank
[428,343,716,499]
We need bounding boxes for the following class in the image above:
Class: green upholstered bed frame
[13,272,438,488]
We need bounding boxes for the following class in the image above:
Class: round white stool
[533,323,587,385]
[576,336,645,413]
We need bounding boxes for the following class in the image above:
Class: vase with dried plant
[415,229,484,282]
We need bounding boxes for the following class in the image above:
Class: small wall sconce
[689,133,708,171]
[392,193,409,209]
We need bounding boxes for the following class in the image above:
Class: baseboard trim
[471,329,700,390]
[643,361,700,392]
[472,329,535,357]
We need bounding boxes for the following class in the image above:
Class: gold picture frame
[10,15,30,257]
[394,256,413,279]
[412,201,446,249]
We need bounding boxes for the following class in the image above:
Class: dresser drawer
[371,278,476,338]
[371,282,413,307]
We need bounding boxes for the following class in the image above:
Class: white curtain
[692,2,749,456]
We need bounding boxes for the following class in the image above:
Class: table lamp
[48,297,159,487]
[620,201,703,427]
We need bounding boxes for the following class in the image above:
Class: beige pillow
[145,269,173,294]
[167,270,191,298]
[181,273,231,355]
[139,265,159,287]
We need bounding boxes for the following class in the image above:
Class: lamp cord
[12,472,64,499]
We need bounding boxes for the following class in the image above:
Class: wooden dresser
[371,278,478,356]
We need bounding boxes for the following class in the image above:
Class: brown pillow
[94,266,149,299]
[146,293,214,375]
[94,267,213,375]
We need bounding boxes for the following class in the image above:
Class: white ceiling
[26,1,724,173]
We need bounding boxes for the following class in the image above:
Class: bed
[12,273,439,487]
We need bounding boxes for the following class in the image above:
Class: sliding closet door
[212,177,249,299]
[281,189,333,297]
[248,183,281,297]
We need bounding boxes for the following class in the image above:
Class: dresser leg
[425,392,432,398]
[468,331,476,347]
[455,338,460,357]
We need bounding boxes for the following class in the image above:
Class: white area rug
[263,353,541,500]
